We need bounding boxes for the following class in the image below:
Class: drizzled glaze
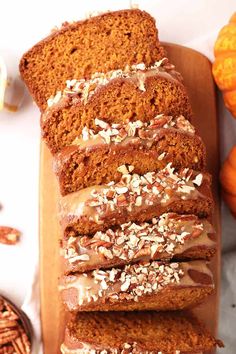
[62,213,215,273]
[61,341,201,354]
[60,164,210,231]
[70,115,195,148]
[54,116,204,192]
[59,260,213,310]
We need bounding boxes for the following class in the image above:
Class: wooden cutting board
[39,43,221,354]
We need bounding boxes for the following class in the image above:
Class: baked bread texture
[61,213,216,274]
[59,165,213,236]
[59,260,214,312]
[19,9,166,110]
[41,61,193,154]
[61,311,223,353]
[54,115,206,195]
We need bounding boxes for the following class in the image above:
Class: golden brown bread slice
[41,61,193,154]
[61,311,223,353]
[54,115,206,195]
[61,213,216,275]
[59,165,213,236]
[59,260,214,312]
[19,9,166,110]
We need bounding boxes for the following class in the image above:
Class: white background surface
[0,0,236,353]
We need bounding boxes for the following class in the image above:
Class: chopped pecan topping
[77,261,184,305]
[83,164,203,224]
[64,213,211,265]
[72,114,195,146]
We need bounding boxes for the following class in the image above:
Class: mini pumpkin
[220,145,236,217]
[212,13,236,118]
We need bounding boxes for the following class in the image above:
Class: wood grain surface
[39,43,221,354]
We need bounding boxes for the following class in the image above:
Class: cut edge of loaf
[61,213,216,274]
[19,9,166,110]
[54,129,206,195]
[59,260,214,313]
[61,311,224,353]
[41,71,193,154]
[60,167,213,236]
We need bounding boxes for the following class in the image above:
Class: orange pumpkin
[212,13,236,118]
[220,145,236,217]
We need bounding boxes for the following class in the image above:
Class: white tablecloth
[0,1,235,353]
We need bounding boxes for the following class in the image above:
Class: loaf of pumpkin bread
[19,9,166,110]
[61,311,223,353]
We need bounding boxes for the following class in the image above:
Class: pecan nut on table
[0,227,21,246]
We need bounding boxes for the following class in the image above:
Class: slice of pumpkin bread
[59,165,213,236]
[54,115,206,195]
[41,61,193,154]
[59,260,214,312]
[19,9,166,110]
[61,213,216,275]
[61,311,223,353]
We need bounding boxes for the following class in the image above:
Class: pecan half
[0,227,21,245]
[12,329,30,354]
[0,320,18,329]
[0,344,15,353]
[0,329,19,345]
